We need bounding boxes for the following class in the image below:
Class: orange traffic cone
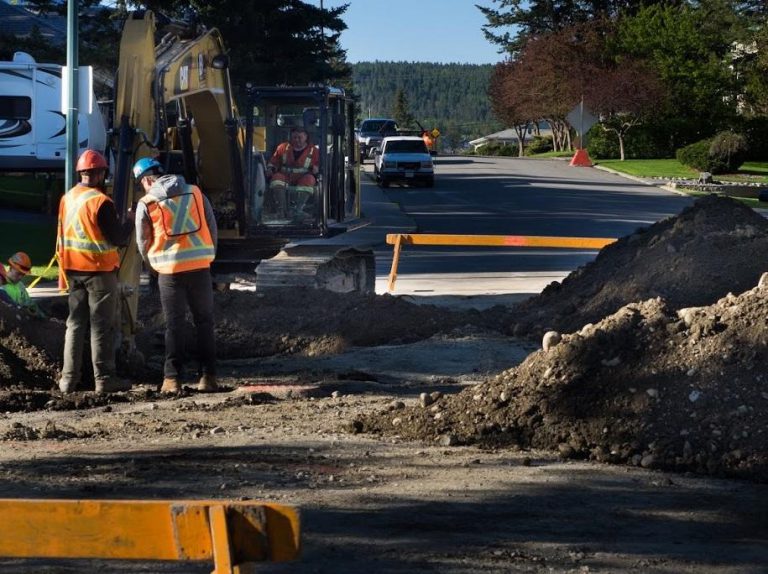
[569,148,593,167]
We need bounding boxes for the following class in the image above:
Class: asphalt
[26,159,691,308]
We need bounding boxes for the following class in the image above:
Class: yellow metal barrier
[0,498,300,573]
[385,233,617,292]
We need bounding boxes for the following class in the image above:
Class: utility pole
[65,0,79,191]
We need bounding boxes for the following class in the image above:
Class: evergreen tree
[392,89,415,129]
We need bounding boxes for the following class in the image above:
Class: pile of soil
[134,287,485,361]
[355,196,768,481]
[497,195,768,340]
[0,304,64,388]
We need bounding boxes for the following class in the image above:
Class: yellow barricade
[0,498,300,573]
[385,233,616,292]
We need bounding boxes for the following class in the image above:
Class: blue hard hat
[132,157,163,180]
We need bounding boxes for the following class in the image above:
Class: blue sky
[316,0,507,65]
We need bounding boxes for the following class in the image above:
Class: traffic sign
[431,128,440,138]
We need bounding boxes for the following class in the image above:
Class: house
[469,121,553,152]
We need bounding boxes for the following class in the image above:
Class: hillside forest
[351,62,501,150]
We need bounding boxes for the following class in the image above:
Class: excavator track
[255,245,375,294]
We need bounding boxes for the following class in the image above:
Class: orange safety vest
[269,143,319,175]
[140,184,215,274]
[57,185,120,272]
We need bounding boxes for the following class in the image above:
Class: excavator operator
[266,127,319,220]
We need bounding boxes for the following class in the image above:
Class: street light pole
[65,0,79,191]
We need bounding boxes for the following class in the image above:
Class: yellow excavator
[110,10,374,362]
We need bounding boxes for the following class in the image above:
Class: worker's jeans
[158,268,216,380]
[60,271,118,389]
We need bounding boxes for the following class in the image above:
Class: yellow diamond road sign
[431,128,440,138]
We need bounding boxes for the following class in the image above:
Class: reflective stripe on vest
[141,184,215,274]
[57,185,120,272]
[280,144,317,174]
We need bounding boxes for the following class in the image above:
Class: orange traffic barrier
[385,233,616,292]
[0,498,300,573]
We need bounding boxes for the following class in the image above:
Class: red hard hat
[76,149,108,172]
[8,251,31,275]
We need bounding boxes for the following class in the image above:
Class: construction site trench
[0,194,767,572]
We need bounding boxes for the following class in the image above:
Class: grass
[594,159,698,179]
[594,158,768,184]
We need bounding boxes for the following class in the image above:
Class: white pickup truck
[373,136,434,188]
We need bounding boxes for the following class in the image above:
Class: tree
[137,0,351,88]
[488,60,533,156]
[616,3,739,146]
[585,61,665,159]
[392,89,415,129]
[476,0,665,56]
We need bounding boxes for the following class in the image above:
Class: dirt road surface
[0,336,766,573]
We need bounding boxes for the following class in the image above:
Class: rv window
[0,96,31,120]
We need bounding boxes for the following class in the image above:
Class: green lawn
[594,158,768,184]
[595,159,698,179]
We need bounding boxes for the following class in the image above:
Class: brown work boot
[95,378,133,394]
[160,377,181,393]
[197,374,218,392]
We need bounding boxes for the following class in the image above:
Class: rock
[640,454,657,468]
[557,443,576,459]
[759,272,768,288]
[429,391,443,402]
[391,417,402,427]
[331,390,341,399]
[601,356,621,367]
[438,434,458,447]
[688,390,701,402]
[646,388,659,398]
[542,330,561,351]
[210,426,225,435]
[388,400,405,411]
[419,392,434,408]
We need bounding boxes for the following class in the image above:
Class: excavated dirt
[1,195,767,485]
[0,194,767,571]
[499,194,768,340]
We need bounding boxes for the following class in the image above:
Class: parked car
[373,136,434,188]
[356,118,398,161]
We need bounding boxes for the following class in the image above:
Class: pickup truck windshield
[386,140,428,153]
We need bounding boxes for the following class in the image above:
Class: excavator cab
[245,86,360,236]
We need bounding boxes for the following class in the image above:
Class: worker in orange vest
[133,157,218,394]
[266,127,319,219]
[57,149,134,394]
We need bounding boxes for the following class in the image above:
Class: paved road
[368,156,692,303]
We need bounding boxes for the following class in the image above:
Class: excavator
[110,10,374,363]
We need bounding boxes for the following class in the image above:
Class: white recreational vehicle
[0,52,106,171]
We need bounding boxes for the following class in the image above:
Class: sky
[315,0,508,65]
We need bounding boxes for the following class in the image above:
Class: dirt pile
[135,287,487,362]
[499,195,768,340]
[355,196,768,481]
[0,303,64,388]
[356,283,768,481]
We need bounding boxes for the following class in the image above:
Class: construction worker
[0,263,13,306]
[57,149,134,394]
[1,251,45,317]
[132,157,218,394]
[266,127,319,219]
